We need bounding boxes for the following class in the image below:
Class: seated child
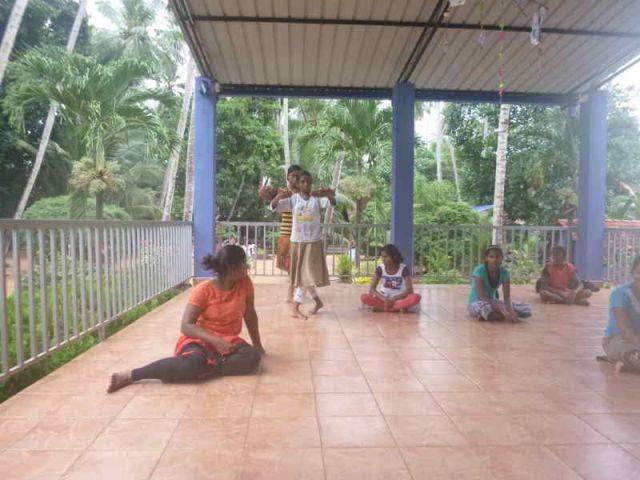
[468,245,531,322]
[361,244,421,313]
[537,245,592,305]
[602,255,640,372]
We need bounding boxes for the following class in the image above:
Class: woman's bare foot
[108,370,133,393]
[308,298,323,315]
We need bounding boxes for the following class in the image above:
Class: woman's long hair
[201,245,246,277]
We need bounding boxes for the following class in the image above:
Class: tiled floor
[1,282,640,479]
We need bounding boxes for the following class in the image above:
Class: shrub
[24,195,131,220]
[336,254,354,282]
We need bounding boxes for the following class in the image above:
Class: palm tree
[12,0,87,219]
[492,104,511,245]
[4,47,176,218]
[0,0,30,85]
[93,0,181,85]
[161,57,195,220]
[294,99,392,222]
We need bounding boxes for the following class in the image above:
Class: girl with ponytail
[108,245,265,392]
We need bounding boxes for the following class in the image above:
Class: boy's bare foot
[291,305,308,320]
[108,370,133,393]
[308,298,323,315]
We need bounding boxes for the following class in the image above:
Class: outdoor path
[1,282,640,479]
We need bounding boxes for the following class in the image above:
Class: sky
[86,0,640,142]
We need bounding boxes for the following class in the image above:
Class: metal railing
[0,220,192,380]
[604,228,640,284]
[216,221,576,282]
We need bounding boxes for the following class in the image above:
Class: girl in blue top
[468,245,531,322]
[603,256,640,372]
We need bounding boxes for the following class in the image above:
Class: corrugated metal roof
[170,0,640,96]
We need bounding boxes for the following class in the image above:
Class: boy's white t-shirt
[275,193,331,243]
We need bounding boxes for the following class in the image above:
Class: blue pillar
[576,90,607,281]
[193,77,217,278]
[391,82,416,269]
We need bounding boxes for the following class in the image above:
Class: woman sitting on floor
[361,244,421,313]
[537,245,592,305]
[603,255,640,373]
[107,245,265,393]
[468,245,531,322]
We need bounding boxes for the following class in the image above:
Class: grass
[0,286,186,403]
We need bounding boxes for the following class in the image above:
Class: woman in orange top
[538,245,592,305]
[107,245,265,393]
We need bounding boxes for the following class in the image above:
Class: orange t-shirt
[174,277,254,356]
[545,262,576,291]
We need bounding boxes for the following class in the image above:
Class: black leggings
[131,343,261,382]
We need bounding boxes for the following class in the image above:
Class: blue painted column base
[391,83,416,270]
[193,77,217,278]
[576,90,607,281]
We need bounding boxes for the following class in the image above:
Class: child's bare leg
[307,287,323,315]
[286,284,294,303]
[540,290,566,304]
[575,288,592,305]
[291,287,308,319]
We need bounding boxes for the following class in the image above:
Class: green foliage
[24,195,131,220]
[336,254,354,282]
[431,202,480,225]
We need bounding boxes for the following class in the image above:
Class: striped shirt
[280,211,293,237]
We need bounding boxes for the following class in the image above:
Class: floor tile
[319,416,395,447]
[0,394,68,419]
[239,448,324,480]
[9,417,109,451]
[416,374,480,392]
[256,374,314,394]
[246,417,321,448]
[168,418,248,451]
[323,447,411,480]
[316,393,380,416]
[451,415,538,446]
[0,450,81,480]
[513,414,610,445]
[312,375,370,393]
[386,415,468,447]
[52,393,133,418]
[620,443,640,459]
[90,418,178,451]
[579,414,640,443]
[311,360,362,376]
[61,450,161,480]
[251,394,316,418]
[151,448,242,480]
[475,445,582,480]
[409,360,461,375]
[375,392,444,416]
[118,395,190,419]
[0,418,38,449]
[183,394,253,418]
[550,444,640,480]
[401,446,495,479]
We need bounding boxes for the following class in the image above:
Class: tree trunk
[227,175,246,221]
[162,58,196,221]
[0,0,30,85]
[492,104,511,245]
[282,97,290,179]
[435,103,444,182]
[445,136,462,202]
[95,191,104,220]
[323,152,344,225]
[12,0,87,219]
[182,95,196,221]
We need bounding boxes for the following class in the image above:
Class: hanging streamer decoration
[477,0,487,46]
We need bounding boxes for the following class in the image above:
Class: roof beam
[397,0,450,84]
[189,15,640,39]
[217,83,577,105]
